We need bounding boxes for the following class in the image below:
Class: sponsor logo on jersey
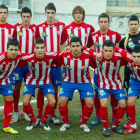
[23,86,28,92]
[0,69,5,73]
[99,90,106,97]
[70,33,75,38]
[95,42,101,47]
[18,31,24,36]
[42,32,48,37]
[15,74,20,80]
[128,88,133,94]
[30,66,37,71]
[128,42,135,48]
[59,88,64,95]
[98,64,104,69]
[66,65,72,70]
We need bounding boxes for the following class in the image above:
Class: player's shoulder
[6,22,14,28]
[37,22,46,27]
[114,52,122,57]
[21,54,34,60]
[45,52,57,56]
[82,50,91,55]
[91,30,100,36]
[82,22,93,28]
[56,22,65,26]
[30,23,37,27]
[119,35,126,43]
[63,23,72,30]
[0,52,6,61]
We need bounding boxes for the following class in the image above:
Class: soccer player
[57,36,97,132]
[0,38,25,134]
[114,45,140,134]
[119,15,140,129]
[83,40,127,136]
[17,38,58,131]
[36,2,65,124]
[89,13,121,126]
[11,7,36,122]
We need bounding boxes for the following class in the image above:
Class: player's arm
[119,37,125,49]
[60,27,68,45]
[36,25,41,39]
[13,25,17,38]
[53,52,64,67]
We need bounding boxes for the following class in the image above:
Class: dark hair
[103,39,114,49]
[72,6,85,21]
[7,38,20,49]
[70,36,82,46]
[0,4,8,13]
[128,15,139,24]
[35,38,45,47]
[21,7,32,17]
[98,12,110,22]
[45,3,56,12]
[132,45,140,53]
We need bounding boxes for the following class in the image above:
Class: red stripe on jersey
[2,29,5,52]
[25,29,29,53]
[81,59,85,83]
[50,26,54,52]
[74,60,78,83]
[36,63,43,85]
[56,25,60,52]
[19,27,22,52]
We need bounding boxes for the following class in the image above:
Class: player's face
[103,46,114,60]
[34,44,46,59]
[21,13,31,27]
[128,21,140,35]
[45,9,56,23]
[70,42,82,57]
[98,18,110,32]
[0,8,8,22]
[132,52,140,65]
[73,10,83,23]
[7,45,19,59]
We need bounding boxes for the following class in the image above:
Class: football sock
[80,97,85,112]
[94,93,100,117]
[127,105,136,125]
[13,89,20,112]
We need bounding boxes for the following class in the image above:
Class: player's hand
[62,46,71,53]
[96,52,103,62]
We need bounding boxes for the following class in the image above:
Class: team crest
[128,88,133,94]
[18,31,24,36]
[23,86,28,92]
[57,31,60,34]
[81,66,85,70]
[0,69,5,73]
[98,64,104,69]
[130,66,135,72]
[70,33,75,38]
[15,74,20,80]
[99,90,106,97]
[30,66,37,71]
[128,42,135,48]
[42,32,48,37]
[66,65,72,70]
[95,42,101,47]
[59,88,64,94]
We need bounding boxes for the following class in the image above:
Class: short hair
[98,13,110,22]
[35,38,45,47]
[0,4,8,13]
[70,36,82,46]
[103,39,114,49]
[72,6,85,21]
[7,38,20,49]
[132,45,140,53]
[45,3,56,12]
[21,7,32,17]
[128,15,139,24]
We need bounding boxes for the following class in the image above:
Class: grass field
[0,45,140,140]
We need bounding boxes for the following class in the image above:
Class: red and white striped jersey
[0,23,14,52]
[90,29,121,52]
[36,21,65,52]
[61,22,95,47]
[85,48,127,90]
[56,50,96,83]
[17,52,58,85]
[13,23,36,53]
[0,52,24,85]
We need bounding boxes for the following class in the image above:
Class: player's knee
[5,96,13,101]
[100,102,108,107]
[85,100,94,108]
[58,98,67,106]
[127,100,134,106]
[119,102,126,108]
[48,99,56,107]
[23,99,30,105]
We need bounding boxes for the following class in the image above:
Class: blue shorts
[93,74,98,93]
[50,67,62,87]
[23,84,54,97]
[9,71,16,85]
[58,82,94,101]
[98,88,126,101]
[0,84,13,96]
[128,77,140,97]
[15,66,29,83]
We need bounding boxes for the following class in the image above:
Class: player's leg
[91,74,101,126]
[1,84,18,134]
[49,67,62,124]
[98,88,110,136]
[112,89,126,134]
[58,82,75,131]
[22,84,37,130]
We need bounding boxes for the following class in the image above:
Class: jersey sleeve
[116,32,121,44]
[13,24,17,38]
[36,25,41,39]
[89,57,97,68]
[17,58,28,68]
[119,37,125,49]
[60,27,68,45]
[54,53,64,67]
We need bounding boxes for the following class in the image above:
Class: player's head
[72,6,85,23]
[45,3,56,23]
[21,7,32,27]
[103,39,114,60]
[34,38,46,59]
[7,38,20,59]
[0,4,9,22]
[70,36,82,57]
[128,15,140,35]
[131,45,140,65]
[98,13,110,32]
